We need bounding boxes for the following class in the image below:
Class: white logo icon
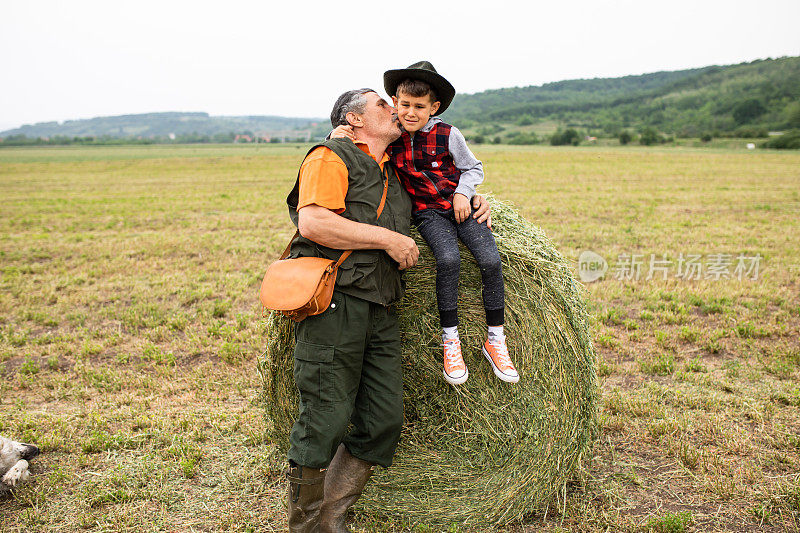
[578,250,608,283]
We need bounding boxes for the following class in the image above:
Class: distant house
[234,134,253,143]
[585,136,597,143]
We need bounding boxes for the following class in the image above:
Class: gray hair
[330,88,375,128]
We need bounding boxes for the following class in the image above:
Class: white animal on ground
[0,436,39,490]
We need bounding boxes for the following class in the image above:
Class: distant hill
[3,56,799,145]
[443,56,800,140]
[0,112,329,141]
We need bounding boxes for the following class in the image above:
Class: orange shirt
[297,141,390,214]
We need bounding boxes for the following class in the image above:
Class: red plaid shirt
[387,122,461,212]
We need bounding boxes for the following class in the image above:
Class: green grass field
[1,144,799,532]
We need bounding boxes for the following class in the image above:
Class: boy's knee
[436,251,461,272]
[479,255,502,274]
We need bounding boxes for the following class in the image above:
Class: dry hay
[260,199,598,528]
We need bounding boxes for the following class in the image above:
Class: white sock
[488,325,504,339]
[442,326,459,341]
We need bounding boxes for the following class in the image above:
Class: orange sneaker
[482,336,519,383]
[442,338,468,385]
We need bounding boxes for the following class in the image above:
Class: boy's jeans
[413,207,504,328]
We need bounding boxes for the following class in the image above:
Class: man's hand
[298,204,419,270]
[471,194,492,230]
[453,193,471,223]
[330,125,356,140]
[385,233,419,270]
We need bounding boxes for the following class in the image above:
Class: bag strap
[278,231,299,260]
[279,167,390,264]
[376,165,389,218]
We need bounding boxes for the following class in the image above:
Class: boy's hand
[331,125,355,140]
[453,193,471,223]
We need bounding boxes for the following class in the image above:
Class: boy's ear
[430,101,441,115]
[345,112,363,128]
[391,95,398,106]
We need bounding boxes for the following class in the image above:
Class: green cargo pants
[287,290,403,469]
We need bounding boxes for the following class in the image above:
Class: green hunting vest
[286,138,413,306]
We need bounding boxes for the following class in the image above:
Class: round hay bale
[261,199,598,528]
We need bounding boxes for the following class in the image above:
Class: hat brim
[383,68,455,115]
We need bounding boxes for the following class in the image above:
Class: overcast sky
[2,0,798,131]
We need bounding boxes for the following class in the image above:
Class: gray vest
[286,138,413,306]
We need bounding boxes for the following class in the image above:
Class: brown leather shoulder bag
[259,173,388,322]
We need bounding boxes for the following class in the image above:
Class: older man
[284,88,489,532]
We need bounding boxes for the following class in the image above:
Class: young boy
[335,61,518,385]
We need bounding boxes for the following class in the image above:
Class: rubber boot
[319,444,375,533]
[287,461,326,532]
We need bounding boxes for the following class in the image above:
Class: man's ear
[345,112,363,128]
[430,101,441,115]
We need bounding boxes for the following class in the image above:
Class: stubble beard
[388,116,402,141]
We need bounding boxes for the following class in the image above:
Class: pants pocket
[293,340,335,410]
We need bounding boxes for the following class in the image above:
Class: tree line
[446,57,800,145]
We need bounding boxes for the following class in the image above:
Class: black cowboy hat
[383,61,456,116]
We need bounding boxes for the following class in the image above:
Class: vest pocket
[339,252,378,271]
[420,150,447,170]
[338,254,379,289]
